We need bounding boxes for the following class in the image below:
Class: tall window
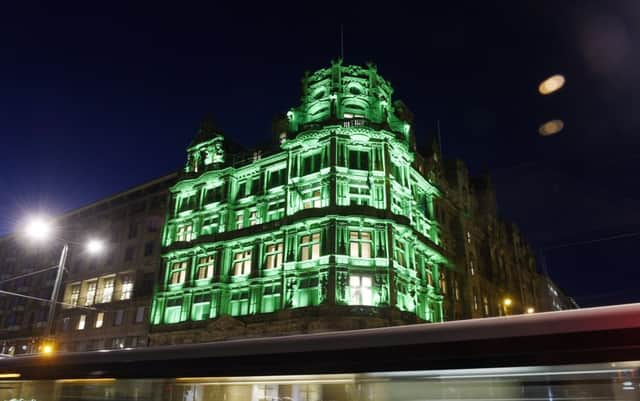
[235,212,244,229]
[349,184,370,206]
[169,261,188,285]
[440,272,447,294]
[394,240,406,267]
[349,149,369,170]
[267,199,285,222]
[301,153,322,175]
[95,312,104,328]
[197,255,215,280]
[179,194,198,212]
[204,185,224,204]
[176,224,193,242]
[349,275,373,305]
[233,250,252,276]
[77,314,86,330]
[85,282,97,306]
[265,242,283,269]
[266,168,286,189]
[120,275,133,300]
[249,210,259,226]
[201,215,219,235]
[70,285,80,307]
[101,278,114,303]
[302,190,322,209]
[349,231,372,258]
[300,233,321,261]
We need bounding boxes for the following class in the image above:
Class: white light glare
[86,239,105,254]
[24,215,53,241]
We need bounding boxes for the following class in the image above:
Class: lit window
[120,275,133,300]
[440,272,447,294]
[70,285,80,307]
[470,260,475,275]
[265,242,284,269]
[236,212,244,229]
[394,240,406,267]
[77,314,86,330]
[233,250,252,276]
[349,275,373,305]
[454,280,460,301]
[197,255,215,280]
[176,224,193,242]
[349,231,372,258]
[300,233,321,261]
[466,231,472,244]
[483,296,490,316]
[85,282,97,306]
[474,295,479,310]
[249,210,259,226]
[302,190,322,209]
[169,261,188,285]
[95,312,104,328]
[101,278,114,303]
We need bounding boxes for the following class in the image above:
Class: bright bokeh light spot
[86,239,105,254]
[24,215,53,241]
[503,298,513,307]
[526,307,535,314]
[538,74,565,95]
[41,344,54,355]
[539,119,564,136]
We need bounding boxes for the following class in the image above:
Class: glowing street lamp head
[41,343,54,355]
[86,239,105,254]
[538,74,565,95]
[24,215,54,241]
[503,298,513,307]
[526,307,535,314]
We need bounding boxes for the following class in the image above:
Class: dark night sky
[1,1,639,307]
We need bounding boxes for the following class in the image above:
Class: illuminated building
[149,60,567,345]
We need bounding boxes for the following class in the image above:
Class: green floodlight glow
[150,62,449,329]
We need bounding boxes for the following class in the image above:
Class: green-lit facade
[150,61,452,339]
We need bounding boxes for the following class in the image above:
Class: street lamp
[21,215,105,348]
[526,307,535,314]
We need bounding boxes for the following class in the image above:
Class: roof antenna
[340,24,344,60]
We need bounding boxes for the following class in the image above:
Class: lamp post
[23,215,105,351]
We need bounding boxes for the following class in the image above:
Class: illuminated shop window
[261,283,281,313]
[230,290,249,316]
[197,255,215,280]
[300,233,321,261]
[70,284,80,307]
[95,312,104,328]
[302,189,322,209]
[349,149,369,170]
[191,293,211,321]
[164,298,182,324]
[483,296,490,316]
[77,314,86,330]
[253,383,279,401]
[120,275,133,300]
[301,152,323,176]
[297,384,321,401]
[394,240,406,267]
[264,242,283,269]
[349,231,372,258]
[176,224,193,242]
[233,250,252,276]
[349,275,373,305]
[169,261,188,285]
[266,199,285,221]
[101,278,114,303]
[85,281,97,306]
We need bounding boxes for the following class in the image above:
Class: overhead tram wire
[0,265,60,286]
[0,289,97,311]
